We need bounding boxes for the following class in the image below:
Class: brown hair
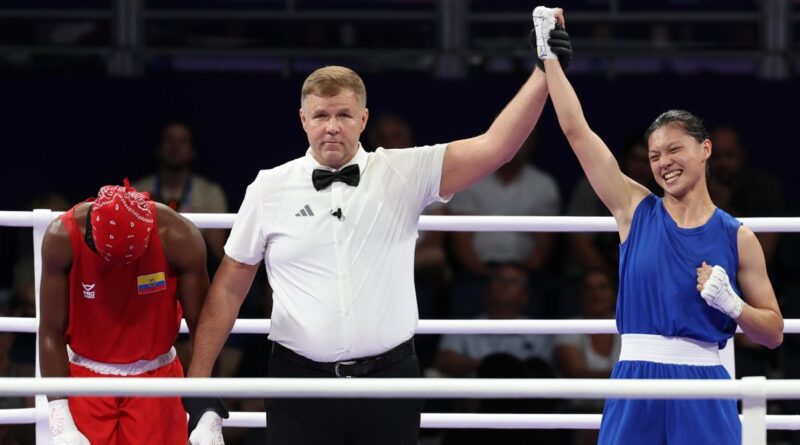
[301,66,367,107]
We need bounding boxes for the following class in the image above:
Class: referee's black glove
[530,25,573,72]
[183,397,230,432]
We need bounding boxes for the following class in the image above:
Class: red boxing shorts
[68,359,188,445]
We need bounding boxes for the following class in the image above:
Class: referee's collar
[303,144,368,174]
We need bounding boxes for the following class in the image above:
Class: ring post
[741,376,767,445]
[32,209,53,445]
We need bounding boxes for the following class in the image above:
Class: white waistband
[68,346,177,376]
[619,334,721,366]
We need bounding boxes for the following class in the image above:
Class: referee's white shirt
[225,144,449,362]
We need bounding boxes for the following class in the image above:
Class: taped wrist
[702,266,744,319]
[532,6,558,60]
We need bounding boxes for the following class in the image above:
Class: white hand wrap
[700,265,744,319]
[532,6,558,60]
[189,411,225,445]
[49,399,90,445]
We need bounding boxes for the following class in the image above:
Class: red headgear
[90,179,155,264]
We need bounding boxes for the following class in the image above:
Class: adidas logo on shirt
[295,205,315,217]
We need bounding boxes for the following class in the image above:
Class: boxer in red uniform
[38,180,221,444]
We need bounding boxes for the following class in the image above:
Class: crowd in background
[0,113,795,445]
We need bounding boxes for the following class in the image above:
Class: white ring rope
[222,412,800,430]
[3,211,800,232]
[0,377,796,399]
[414,215,800,233]
[2,210,797,442]
[0,317,39,333]
[2,409,799,430]
[0,376,794,437]
[422,413,800,431]
[0,408,37,425]
[4,318,800,335]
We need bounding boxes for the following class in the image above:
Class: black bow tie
[312,164,360,191]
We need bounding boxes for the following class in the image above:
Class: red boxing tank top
[61,204,182,364]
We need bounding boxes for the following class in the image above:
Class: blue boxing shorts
[598,335,740,445]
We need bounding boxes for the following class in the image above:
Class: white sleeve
[224,172,268,265]
[381,144,449,208]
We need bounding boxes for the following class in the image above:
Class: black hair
[646,110,711,180]
[644,110,709,143]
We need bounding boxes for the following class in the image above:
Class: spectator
[134,122,229,373]
[0,193,70,310]
[705,126,793,427]
[8,193,71,379]
[0,303,34,445]
[707,126,785,380]
[368,113,414,152]
[555,268,620,445]
[434,263,554,377]
[7,259,36,377]
[448,132,561,318]
[562,134,656,317]
[708,126,782,264]
[370,113,451,371]
[440,353,564,445]
[133,121,229,267]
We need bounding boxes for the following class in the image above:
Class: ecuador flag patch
[137,272,167,295]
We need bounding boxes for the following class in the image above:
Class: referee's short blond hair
[301,66,367,108]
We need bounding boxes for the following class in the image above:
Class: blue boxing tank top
[617,194,742,348]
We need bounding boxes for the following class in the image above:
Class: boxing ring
[2,210,800,445]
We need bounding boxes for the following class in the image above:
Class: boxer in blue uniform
[532,7,783,444]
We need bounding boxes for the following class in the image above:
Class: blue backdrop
[1,73,796,212]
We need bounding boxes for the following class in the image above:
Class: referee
[184,16,572,444]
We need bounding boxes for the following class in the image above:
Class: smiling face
[647,124,711,199]
[300,89,368,169]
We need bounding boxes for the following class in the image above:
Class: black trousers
[265,346,423,445]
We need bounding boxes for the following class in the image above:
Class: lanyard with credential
[155,175,193,211]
